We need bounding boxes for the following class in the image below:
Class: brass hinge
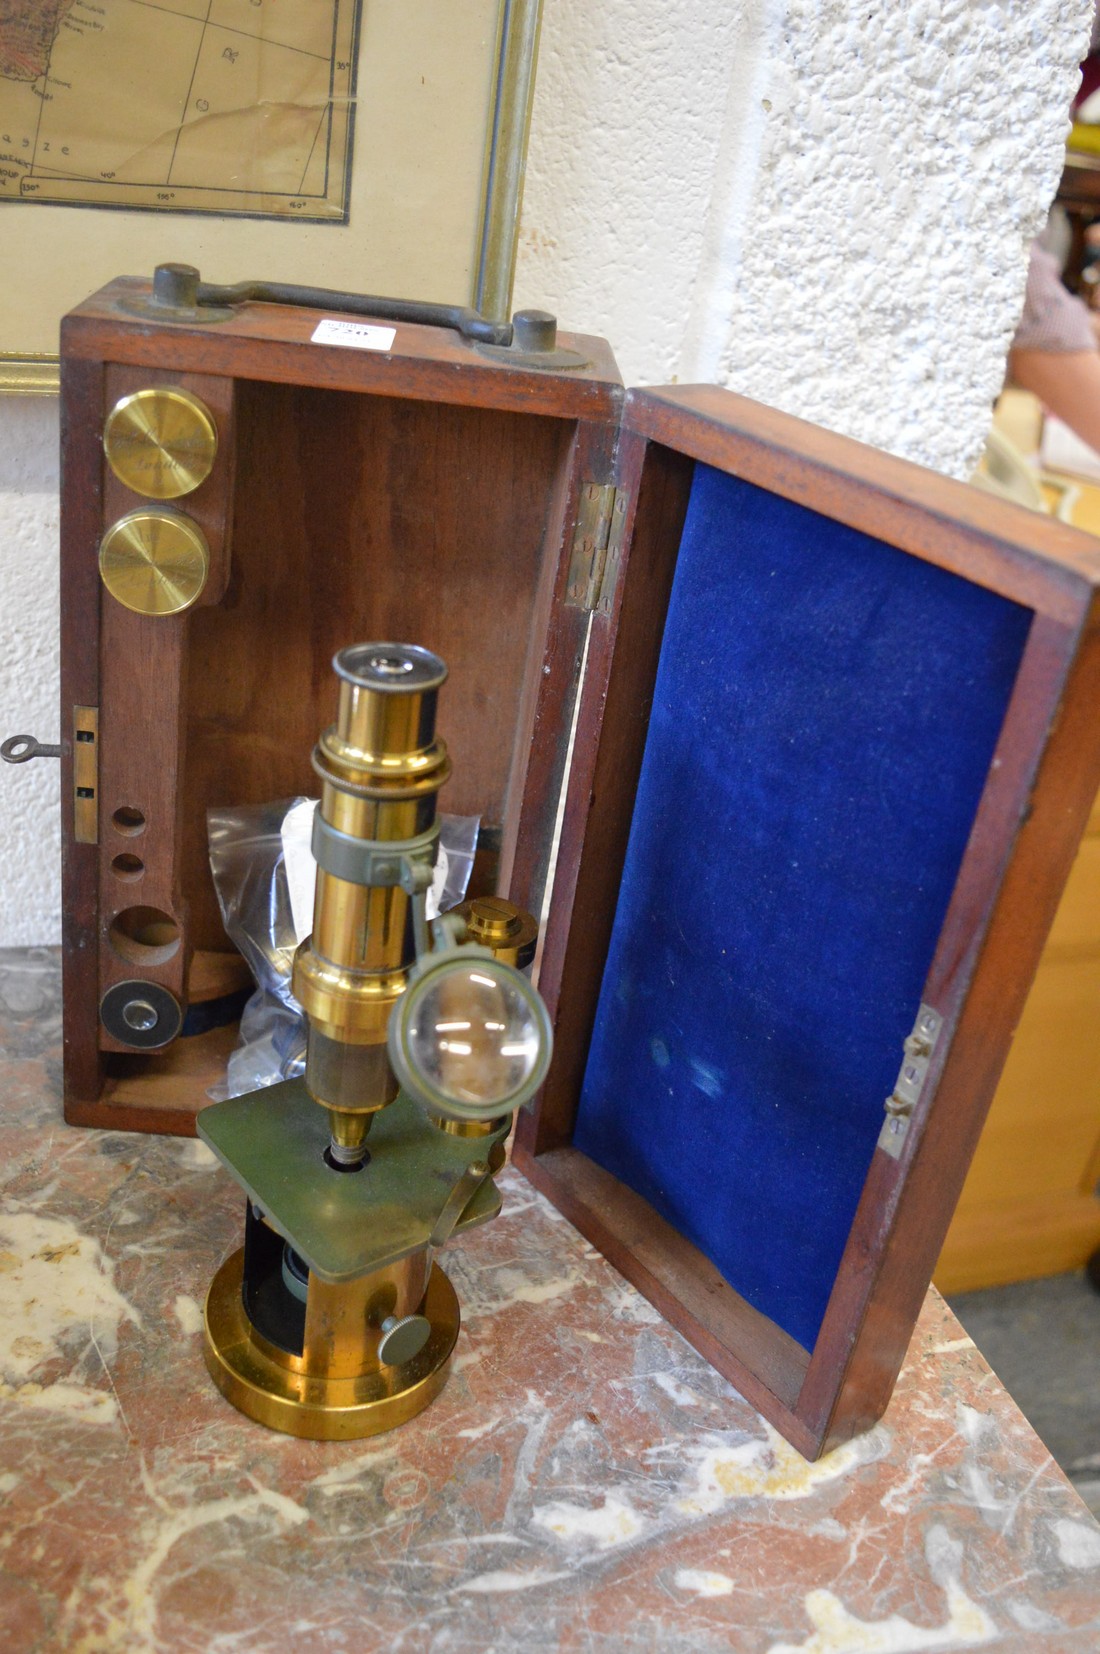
[877,1003,943,1160]
[565,483,628,615]
[73,706,99,845]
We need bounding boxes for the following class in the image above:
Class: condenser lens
[407,964,542,1108]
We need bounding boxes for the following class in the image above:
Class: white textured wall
[0,0,1092,944]
[515,0,1093,477]
[0,398,60,945]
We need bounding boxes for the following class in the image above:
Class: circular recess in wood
[111,853,144,881]
[108,905,180,966]
[112,806,146,836]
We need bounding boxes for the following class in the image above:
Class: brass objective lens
[292,644,451,1166]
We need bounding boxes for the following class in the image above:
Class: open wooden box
[59,278,1100,1457]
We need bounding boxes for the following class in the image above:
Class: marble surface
[2,950,1100,1652]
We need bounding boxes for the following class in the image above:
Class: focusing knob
[377,1314,431,1367]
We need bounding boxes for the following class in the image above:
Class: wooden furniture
[936,783,1100,1292]
[57,277,1100,1458]
[937,396,1100,1293]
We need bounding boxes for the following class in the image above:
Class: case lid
[515,383,1100,1459]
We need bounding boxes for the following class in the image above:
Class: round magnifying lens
[389,952,552,1122]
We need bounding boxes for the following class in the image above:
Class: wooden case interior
[76,349,607,1129]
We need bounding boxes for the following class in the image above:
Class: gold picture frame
[0,0,542,393]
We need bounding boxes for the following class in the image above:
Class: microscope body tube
[292,645,450,1161]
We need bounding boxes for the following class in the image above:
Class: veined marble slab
[0,949,1098,1652]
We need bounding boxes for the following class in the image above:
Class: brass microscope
[198,642,550,1439]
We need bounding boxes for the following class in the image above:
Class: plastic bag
[207,799,479,1099]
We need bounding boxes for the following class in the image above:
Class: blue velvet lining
[574,464,1032,1353]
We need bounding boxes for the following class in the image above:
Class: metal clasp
[2,711,98,843]
[878,1003,943,1160]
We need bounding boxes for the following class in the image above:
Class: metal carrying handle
[1,734,60,764]
[132,265,583,367]
[152,262,514,347]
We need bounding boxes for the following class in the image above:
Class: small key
[1,734,62,764]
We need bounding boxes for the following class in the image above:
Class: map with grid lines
[0,0,360,219]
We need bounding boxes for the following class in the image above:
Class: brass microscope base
[203,1250,460,1440]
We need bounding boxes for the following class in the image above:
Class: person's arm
[1008,346,1100,455]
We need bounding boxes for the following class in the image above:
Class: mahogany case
[58,279,1100,1457]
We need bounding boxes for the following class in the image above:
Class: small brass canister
[98,509,210,616]
[103,385,217,498]
[452,895,538,969]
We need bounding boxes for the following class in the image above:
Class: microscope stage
[198,1079,506,1282]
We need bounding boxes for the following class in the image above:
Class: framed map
[1,1,359,219]
[0,0,541,381]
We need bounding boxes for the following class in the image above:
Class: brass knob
[99,509,210,616]
[103,386,217,499]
